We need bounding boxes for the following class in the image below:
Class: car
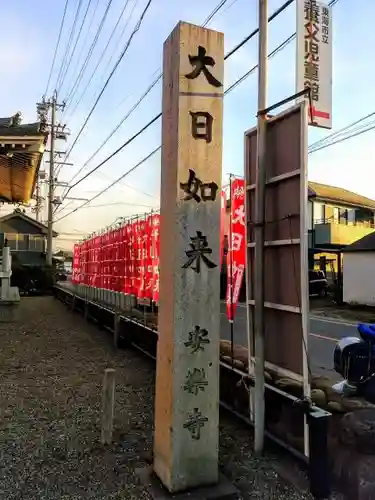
[309,270,329,297]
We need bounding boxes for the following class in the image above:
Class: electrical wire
[56,0,341,220]
[45,0,70,97]
[64,0,132,111]
[62,0,154,167]
[62,0,101,100]
[308,111,375,152]
[55,146,161,222]
[55,0,84,94]
[54,32,295,221]
[69,0,141,119]
[62,0,115,110]
[58,0,295,206]
[56,0,231,208]
[57,200,158,211]
[62,0,102,104]
[202,0,229,26]
[308,121,375,155]
[58,0,94,96]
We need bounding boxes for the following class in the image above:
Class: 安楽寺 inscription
[180,169,218,203]
[190,111,213,143]
[184,368,208,395]
[182,231,217,273]
[185,46,222,88]
[184,325,210,353]
[183,408,209,440]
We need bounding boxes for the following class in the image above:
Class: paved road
[219,301,359,379]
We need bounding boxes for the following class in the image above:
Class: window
[313,202,324,223]
[4,233,18,250]
[29,235,44,252]
[347,209,355,223]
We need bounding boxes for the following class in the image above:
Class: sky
[1,0,374,250]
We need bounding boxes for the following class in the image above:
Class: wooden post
[101,368,115,445]
[154,22,224,493]
[113,314,121,348]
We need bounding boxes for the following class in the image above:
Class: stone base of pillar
[136,466,238,500]
[0,301,20,322]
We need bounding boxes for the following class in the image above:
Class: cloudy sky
[1,0,373,248]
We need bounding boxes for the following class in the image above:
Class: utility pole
[254,0,268,454]
[35,177,41,222]
[46,94,56,266]
[37,93,66,266]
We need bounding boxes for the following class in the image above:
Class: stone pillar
[153,22,224,493]
[1,246,11,300]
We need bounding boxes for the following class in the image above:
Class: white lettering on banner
[233,264,245,304]
[233,185,244,199]
[296,0,332,129]
[231,232,243,252]
[232,204,245,226]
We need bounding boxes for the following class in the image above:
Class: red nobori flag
[220,189,227,268]
[124,221,134,295]
[226,178,246,322]
[72,244,81,283]
[138,217,148,299]
[143,215,153,300]
[150,214,160,303]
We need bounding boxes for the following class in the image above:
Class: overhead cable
[60,0,295,199]
[62,0,155,166]
[55,0,84,93]
[45,0,70,97]
[56,0,341,219]
[57,0,94,96]
[64,0,130,109]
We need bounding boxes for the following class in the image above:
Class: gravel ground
[0,296,316,499]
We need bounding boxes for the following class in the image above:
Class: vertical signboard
[245,103,310,390]
[154,22,224,493]
[296,0,332,129]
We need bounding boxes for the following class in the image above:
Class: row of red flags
[72,178,246,320]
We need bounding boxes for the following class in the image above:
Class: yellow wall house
[0,113,48,204]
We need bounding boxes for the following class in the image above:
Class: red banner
[71,213,162,303]
[150,214,160,303]
[220,189,226,267]
[226,178,246,321]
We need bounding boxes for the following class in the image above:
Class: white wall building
[343,232,375,307]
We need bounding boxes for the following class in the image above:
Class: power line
[62,0,101,103]
[308,111,375,151]
[57,112,161,207]
[56,0,341,220]
[58,0,94,96]
[202,0,229,26]
[59,0,295,203]
[66,0,140,121]
[308,120,375,155]
[62,0,155,166]
[58,113,373,225]
[55,146,161,222]
[55,0,84,93]
[64,0,125,110]
[54,33,293,220]
[45,0,70,97]
[57,200,158,211]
